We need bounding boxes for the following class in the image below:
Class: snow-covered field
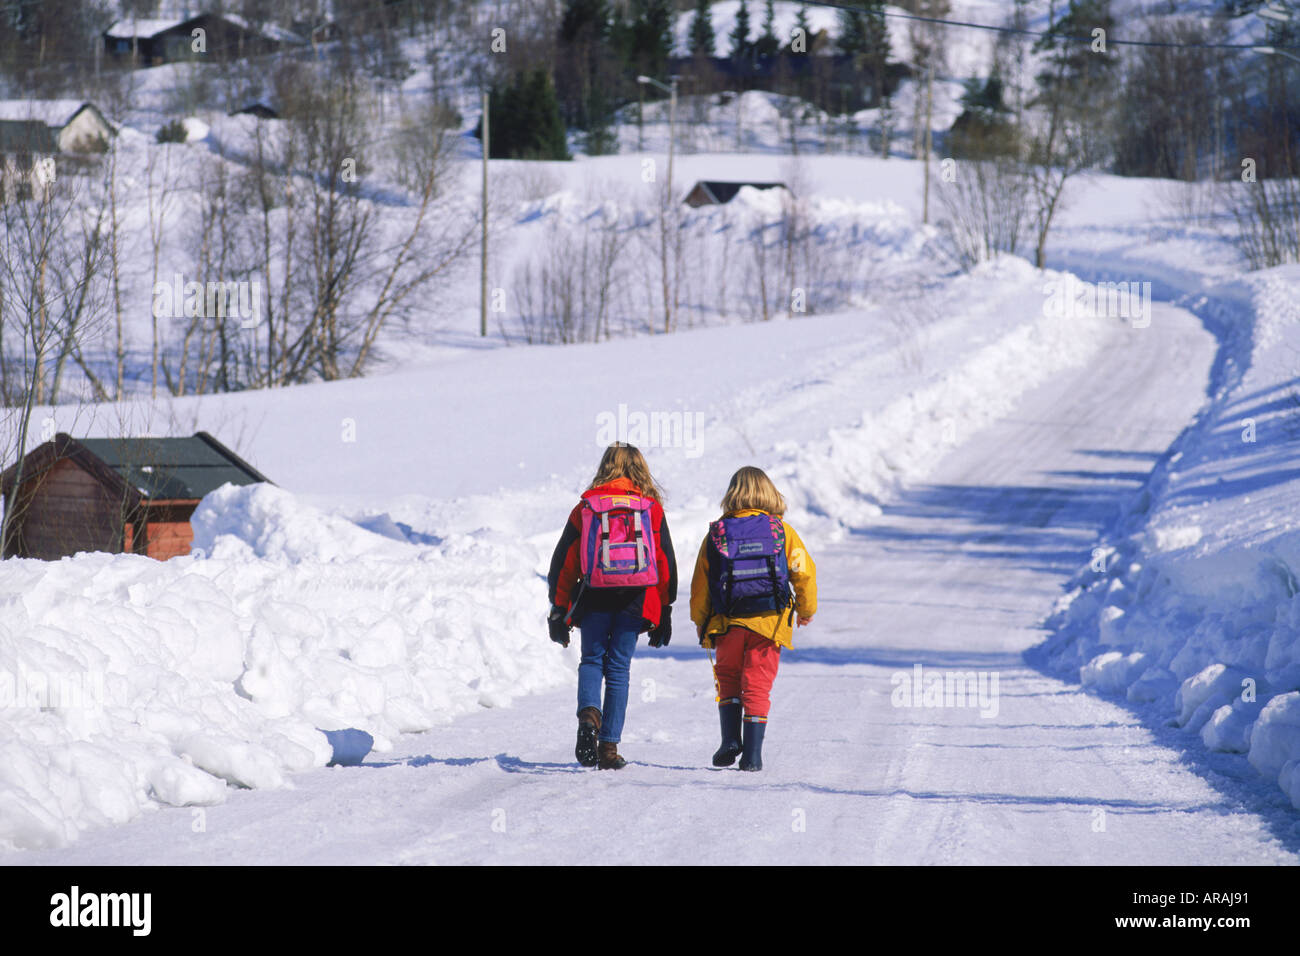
[3,1,1300,864]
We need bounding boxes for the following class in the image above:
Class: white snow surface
[12,259,1299,864]
[0,252,1142,853]
[0,481,570,850]
[4,6,1300,854]
[1036,264,1300,812]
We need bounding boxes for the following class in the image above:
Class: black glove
[648,606,672,648]
[548,605,570,648]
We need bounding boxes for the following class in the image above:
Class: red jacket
[547,477,677,631]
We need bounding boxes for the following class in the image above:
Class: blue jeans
[577,606,641,743]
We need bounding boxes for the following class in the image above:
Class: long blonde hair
[587,443,664,504]
[721,466,785,516]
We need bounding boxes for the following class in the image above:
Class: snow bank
[0,483,570,850]
[1034,265,1300,809]
[773,257,1123,536]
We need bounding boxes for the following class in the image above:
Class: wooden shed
[0,432,270,561]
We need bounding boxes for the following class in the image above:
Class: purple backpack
[706,514,792,616]
[578,492,660,589]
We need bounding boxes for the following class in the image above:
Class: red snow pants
[714,626,781,719]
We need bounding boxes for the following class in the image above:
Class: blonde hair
[721,466,785,516]
[587,443,664,504]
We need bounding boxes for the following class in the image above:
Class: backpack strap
[766,553,782,608]
[600,512,610,569]
[633,509,645,571]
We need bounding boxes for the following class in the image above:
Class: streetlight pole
[481,89,489,338]
[1257,2,1294,26]
[638,74,679,334]
[1254,46,1300,66]
[1255,1,1297,62]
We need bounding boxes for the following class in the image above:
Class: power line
[802,0,1300,52]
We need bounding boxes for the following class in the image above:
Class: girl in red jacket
[548,444,677,769]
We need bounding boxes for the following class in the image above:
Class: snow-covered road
[16,299,1298,865]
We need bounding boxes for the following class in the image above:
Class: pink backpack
[578,492,660,589]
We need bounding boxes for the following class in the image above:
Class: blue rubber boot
[712,699,743,767]
[739,716,766,771]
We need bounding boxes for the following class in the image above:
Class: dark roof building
[103,13,304,66]
[0,432,270,561]
[230,102,279,120]
[0,100,114,155]
[683,180,789,207]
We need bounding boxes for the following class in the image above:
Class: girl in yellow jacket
[691,466,817,771]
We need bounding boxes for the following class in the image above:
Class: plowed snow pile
[1036,265,1300,809]
[0,484,570,850]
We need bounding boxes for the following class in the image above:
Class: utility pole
[480,89,489,338]
[923,54,933,224]
[638,74,679,334]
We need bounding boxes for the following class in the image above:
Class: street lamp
[1256,1,1299,62]
[637,74,680,334]
[636,74,679,195]
[1257,3,1293,24]
[1254,45,1300,66]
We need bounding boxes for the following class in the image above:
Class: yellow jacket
[690,509,818,650]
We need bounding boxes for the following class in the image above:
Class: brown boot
[597,740,627,770]
[575,707,601,767]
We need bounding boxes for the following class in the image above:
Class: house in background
[230,102,280,120]
[0,432,271,561]
[0,100,114,201]
[103,13,305,66]
[683,180,789,207]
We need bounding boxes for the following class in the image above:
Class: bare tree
[0,163,108,557]
[1023,0,1119,268]
[1228,174,1300,270]
[905,0,950,157]
[241,103,299,388]
[145,141,180,399]
[649,176,683,333]
[166,150,235,397]
[937,154,1032,270]
[511,203,633,344]
[259,54,476,383]
[741,201,776,322]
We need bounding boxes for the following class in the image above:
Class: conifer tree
[689,0,716,57]
[730,0,753,61]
